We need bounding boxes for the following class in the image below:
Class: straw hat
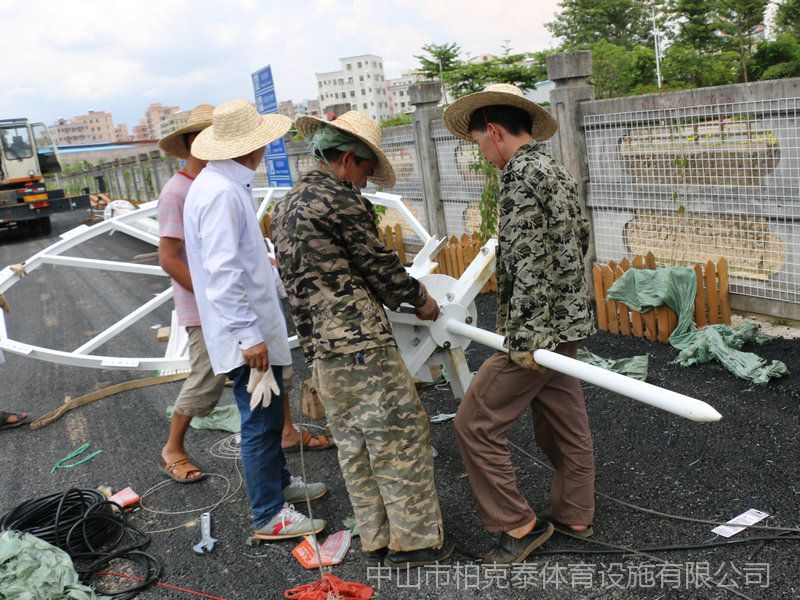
[158,104,214,159]
[295,111,396,188]
[191,99,292,161]
[443,83,557,143]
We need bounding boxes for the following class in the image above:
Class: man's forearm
[160,253,194,292]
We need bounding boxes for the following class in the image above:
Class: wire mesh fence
[585,97,800,304]
[431,119,552,238]
[259,120,554,247]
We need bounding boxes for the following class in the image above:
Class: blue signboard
[251,64,292,187]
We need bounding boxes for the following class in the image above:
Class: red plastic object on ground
[284,574,373,599]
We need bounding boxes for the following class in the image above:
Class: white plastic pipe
[444,320,721,423]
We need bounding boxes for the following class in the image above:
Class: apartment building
[306,99,321,118]
[316,54,391,123]
[49,110,116,145]
[160,109,190,138]
[278,100,297,119]
[386,70,423,116]
[115,124,130,142]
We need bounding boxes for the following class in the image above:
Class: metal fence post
[547,51,596,273]
[149,151,162,193]
[409,82,448,239]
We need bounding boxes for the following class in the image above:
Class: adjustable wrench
[193,512,217,554]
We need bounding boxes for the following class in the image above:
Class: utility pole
[652,5,663,88]
[438,57,448,105]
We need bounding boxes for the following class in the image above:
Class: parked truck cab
[0,118,85,235]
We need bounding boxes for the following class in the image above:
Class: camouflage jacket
[272,169,427,362]
[496,141,595,352]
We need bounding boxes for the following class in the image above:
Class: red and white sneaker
[252,503,326,540]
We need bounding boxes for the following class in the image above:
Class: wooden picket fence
[432,233,497,292]
[377,223,407,265]
[593,252,731,343]
[261,213,272,239]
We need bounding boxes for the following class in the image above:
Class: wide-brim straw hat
[158,104,214,159]
[295,111,396,188]
[443,83,557,143]
[191,99,292,161]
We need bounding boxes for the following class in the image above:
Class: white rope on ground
[136,435,246,534]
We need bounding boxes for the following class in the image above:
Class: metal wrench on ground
[193,512,217,554]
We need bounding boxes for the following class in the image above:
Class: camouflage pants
[312,345,444,552]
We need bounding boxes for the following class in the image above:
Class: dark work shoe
[483,519,554,566]
[364,547,388,567]
[384,540,454,568]
[543,514,594,539]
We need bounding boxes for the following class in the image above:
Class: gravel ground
[1,210,798,600]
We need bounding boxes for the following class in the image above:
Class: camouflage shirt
[496,141,595,352]
[272,169,427,362]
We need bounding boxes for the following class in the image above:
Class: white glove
[247,368,280,411]
[272,264,287,299]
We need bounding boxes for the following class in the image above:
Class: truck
[0,118,89,235]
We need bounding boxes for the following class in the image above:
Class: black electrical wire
[534,532,800,556]
[455,533,800,562]
[0,488,162,600]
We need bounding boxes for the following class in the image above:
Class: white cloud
[0,0,560,128]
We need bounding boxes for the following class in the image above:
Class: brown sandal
[0,411,29,431]
[159,457,207,483]
[282,429,335,453]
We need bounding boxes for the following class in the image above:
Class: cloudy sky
[0,0,561,129]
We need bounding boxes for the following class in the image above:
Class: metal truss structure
[0,188,720,422]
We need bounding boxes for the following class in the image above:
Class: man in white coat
[184,99,326,540]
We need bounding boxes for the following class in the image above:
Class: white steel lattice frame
[0,187,722,420]
[584,97,800,304]
[0,189,438,372]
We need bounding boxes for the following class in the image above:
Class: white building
[525,80,554,105]
[316,54,391,123]
[386,70,423,117]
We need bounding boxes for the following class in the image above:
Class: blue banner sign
[251,64,292,187]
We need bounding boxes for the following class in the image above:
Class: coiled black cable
[0,488,162,600]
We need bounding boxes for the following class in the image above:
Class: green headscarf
[307,123,377,165]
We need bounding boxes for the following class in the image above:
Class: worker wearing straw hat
[156,104,229,484]
[183,99,327,540]
[272,111,452,569]
[445,84,596,565]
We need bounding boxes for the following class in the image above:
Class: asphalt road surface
[1,210,799,599]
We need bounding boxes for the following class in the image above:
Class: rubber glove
[247,368,280,410]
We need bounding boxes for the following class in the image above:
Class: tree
[669,0,723,53]
[661,43,739,88]
[717,0,768,81]
[750,35,800,80]
[774,0,800,39]
[442,52,549,98]
[546,0,658,48]
[414,43,461,80]
[588,41,658,98]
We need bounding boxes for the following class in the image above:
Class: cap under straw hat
[157,103,214,159]
[295,111,396,188]
[443,83,557,143]
[191,99,292,161]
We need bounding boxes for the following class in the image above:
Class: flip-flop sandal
[0,411,29,431]
[283,429,335,453]
[159,457,207,484]
[545,515,594,538]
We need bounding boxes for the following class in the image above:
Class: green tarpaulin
[577,348,649,381]
[166,403,241,433]
[0,530,107,599]
[606,266,788,384]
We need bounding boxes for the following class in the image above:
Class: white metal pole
[652,5,663,89]
[444,320,721,423]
